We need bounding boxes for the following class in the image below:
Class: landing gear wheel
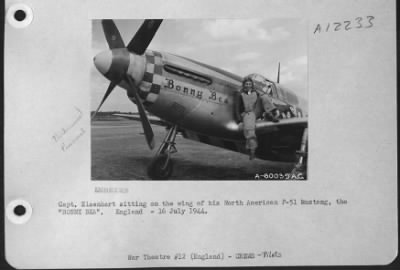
[147,154,173,180]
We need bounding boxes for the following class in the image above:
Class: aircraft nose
[93,50,112,75]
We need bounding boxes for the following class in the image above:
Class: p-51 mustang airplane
[92,19,308,180]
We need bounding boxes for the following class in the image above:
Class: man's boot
[264,111,279,123]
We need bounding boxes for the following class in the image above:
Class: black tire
[147,154,173,180]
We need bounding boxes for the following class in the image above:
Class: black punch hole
[14,10,27,22]
[14,205,26,216]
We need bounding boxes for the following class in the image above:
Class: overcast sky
[91,19,308,112]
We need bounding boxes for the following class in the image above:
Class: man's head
[242,78,254,92]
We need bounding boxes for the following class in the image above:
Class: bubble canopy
[247,73,274,84]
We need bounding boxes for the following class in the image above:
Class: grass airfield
[91,119,296,180]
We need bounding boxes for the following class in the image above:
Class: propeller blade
[102,20,125,49]
[127,19,163,55]
[125,76,155,149]
[91,81,117,120]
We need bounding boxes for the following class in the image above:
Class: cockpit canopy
[245,73,300,107]
[247,73,273,85]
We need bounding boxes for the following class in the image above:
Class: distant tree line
[90,111,138,116]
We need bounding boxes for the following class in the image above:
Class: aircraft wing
[113,113,168,127]
[249,117,308,135]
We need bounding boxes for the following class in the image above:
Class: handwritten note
[313,16,375,34]
[52,106,86,151]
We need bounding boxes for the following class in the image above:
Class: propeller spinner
[92,19,163,149]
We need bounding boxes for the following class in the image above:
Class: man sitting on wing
[260,84,280,123]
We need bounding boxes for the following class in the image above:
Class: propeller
[127,19,163,55]
[102,20,125,49]
[91,20,127,120]
[92,19,162,149]
[125,76,155,149]
[91,81,117,120]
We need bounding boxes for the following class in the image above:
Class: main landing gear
[291,127,308,179]
[147,125,178,180]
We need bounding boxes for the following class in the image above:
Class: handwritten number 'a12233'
[313,16,374,34]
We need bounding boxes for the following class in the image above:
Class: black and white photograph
[91,19,308,180]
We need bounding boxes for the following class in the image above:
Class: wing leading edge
[248,117,308,135]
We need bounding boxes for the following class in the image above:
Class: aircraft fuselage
[116,50,304,139]
[105,49,307,162]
